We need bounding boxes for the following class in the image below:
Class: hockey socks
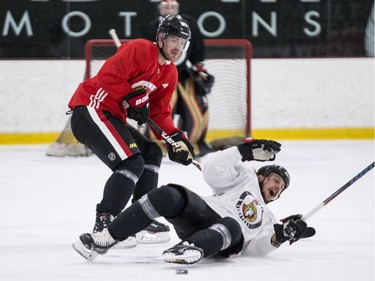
[187,217,243,258]
[107,201,153,241]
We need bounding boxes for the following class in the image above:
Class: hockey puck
[176,269,188,275]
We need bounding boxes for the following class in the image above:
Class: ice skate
[157,242,203,264]
[93,212,114,233]
[72,228,117,260]
[136,219,171,244]
[113,235,137,249]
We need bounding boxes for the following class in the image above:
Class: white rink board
[0,58,373,133]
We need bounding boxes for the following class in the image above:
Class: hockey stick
[147,117,202,171]
[302,162,374,221]
[109,29,122,48]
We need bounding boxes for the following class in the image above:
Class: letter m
[3,11,33,36]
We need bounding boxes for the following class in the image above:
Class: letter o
[198,12,226,37]
[62,11,91,37]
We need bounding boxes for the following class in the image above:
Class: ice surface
[0,140,373,281]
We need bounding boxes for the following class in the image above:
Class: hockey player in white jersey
[73,138,315,264]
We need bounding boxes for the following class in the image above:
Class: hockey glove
[190,63,215,94]
[123,86,149,125]
[168,131,195,166]
[273,214,316,246]
[237,138,281,162]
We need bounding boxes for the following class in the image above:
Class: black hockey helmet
[157,14,191,41]
[257,164,290,189]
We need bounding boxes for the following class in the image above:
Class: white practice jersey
[201,146,278,257]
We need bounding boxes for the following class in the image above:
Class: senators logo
[242,200,258,222]
[236,191,263,229]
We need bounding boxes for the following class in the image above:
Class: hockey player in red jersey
[73,139,316,264]
[67,15,194,247]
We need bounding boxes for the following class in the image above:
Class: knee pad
[115,154,145,183]
[210,217,242,250]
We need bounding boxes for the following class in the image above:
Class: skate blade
[72,239,99,261]
[136,230,171,244]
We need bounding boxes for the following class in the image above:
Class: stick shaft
[303,162,374,221]
[109,29,121,48]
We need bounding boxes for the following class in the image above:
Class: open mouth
[269,189,276,198]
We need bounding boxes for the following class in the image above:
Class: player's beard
[168,48,182,62]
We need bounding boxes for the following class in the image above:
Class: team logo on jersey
[242,201,258,222]
[89,88,108,109]
[236,191,263,229]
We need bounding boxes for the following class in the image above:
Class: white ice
[0,140,374,281]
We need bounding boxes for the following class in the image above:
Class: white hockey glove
[237,138,281,162]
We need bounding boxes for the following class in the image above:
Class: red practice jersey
[68,38,179,137]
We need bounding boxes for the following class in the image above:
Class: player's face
[260,173,286,203]
[162,35,187,61]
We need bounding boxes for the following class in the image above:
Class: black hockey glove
[273,214,316,246]
[167,131,195,166]
[237,138,281,162]
[190,63,215,94]
[123,86,149,125]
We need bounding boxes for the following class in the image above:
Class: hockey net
[47,39,251,156]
